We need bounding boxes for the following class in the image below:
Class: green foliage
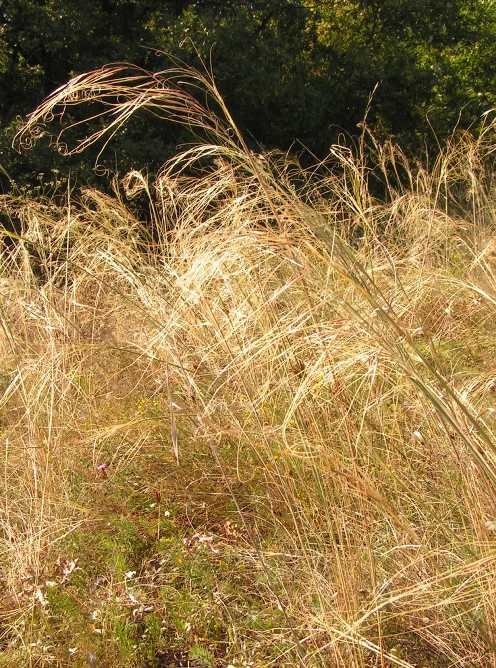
[0,0,178,192]
[100,517,149,578]
[1,0,496,192]
[188,644,215,667]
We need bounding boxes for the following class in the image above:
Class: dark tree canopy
[1,0,495,192]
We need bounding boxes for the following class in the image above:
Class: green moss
[45,587,82,621]
[140,614,163,661]
[100,517,149,578]
[188,644,215,667]
[112,615,138,661]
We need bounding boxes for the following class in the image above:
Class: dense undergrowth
[0,65,496,666]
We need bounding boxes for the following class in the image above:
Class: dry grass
[0,64,495,666]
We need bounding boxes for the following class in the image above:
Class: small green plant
[189,644,215,667]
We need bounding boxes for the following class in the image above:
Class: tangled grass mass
[1,64,496,666]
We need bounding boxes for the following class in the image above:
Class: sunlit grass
[0,63,495,666]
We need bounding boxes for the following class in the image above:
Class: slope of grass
[0,64,496,666]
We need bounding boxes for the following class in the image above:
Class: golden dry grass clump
[0,64,496,666]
